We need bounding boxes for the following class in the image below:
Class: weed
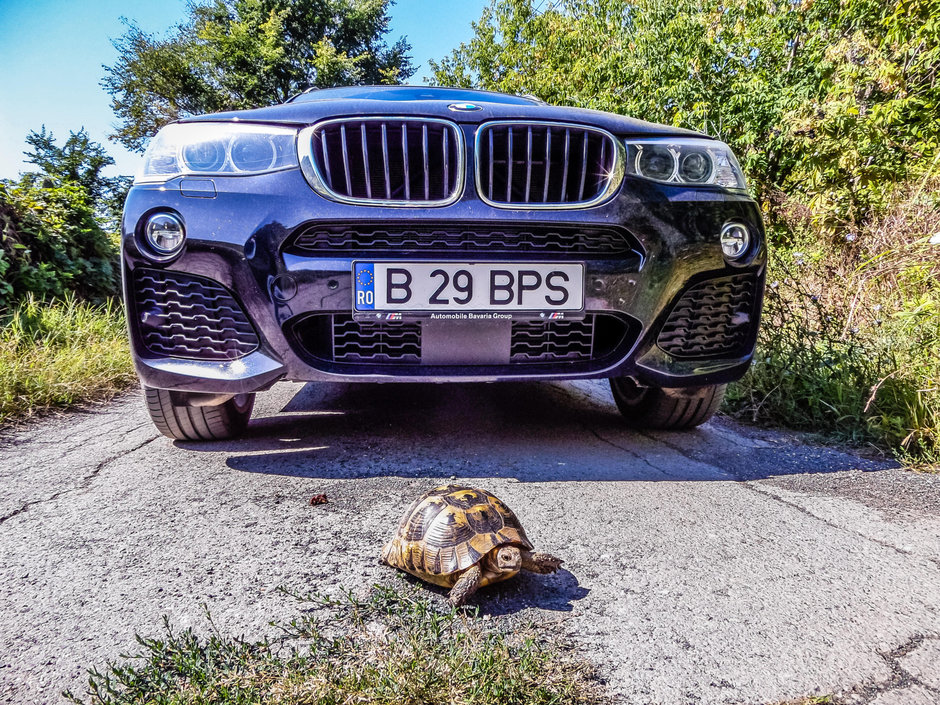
[727,181,940,467]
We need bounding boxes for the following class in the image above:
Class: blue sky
[0,0,487,179]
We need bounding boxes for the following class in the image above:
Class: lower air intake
[657,274,758,358]
[132,269,259,361]
[287,313,637,370]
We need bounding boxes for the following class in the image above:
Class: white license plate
[353,262,584,312]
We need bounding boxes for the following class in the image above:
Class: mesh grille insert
[333,317,421,363]
[132,269,259,361]
[477,122,620,206]
[287,221,638,256]
[307,118,462,204]
[288,313,636,369]
[510,318,595,362]
[657,274,757,358]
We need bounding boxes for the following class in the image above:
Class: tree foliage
[0,130,121,309]
[103,0,415,152]
[431,0,940,232]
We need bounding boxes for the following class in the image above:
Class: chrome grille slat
[560,129,570,200]
[381,124,391,199]
[360,124,372,199]
[578,131,589,201]
[402,124,411,201]
[488,130,495,201]
[443,129,449,196]
[543,128,552,202]
[476,121,622,208]
[525,126,533,203]
[321,135,332,187]
[303,118,462,206]
[506,126,514,202]
[340,125,352,196]
[422,123,430,201]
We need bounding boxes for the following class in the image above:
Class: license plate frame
[352,261,585,320]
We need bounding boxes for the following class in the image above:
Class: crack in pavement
[630,428,940,571]
[737,482,929,564]
[829,634,940,704]
[0,434,160,526]
[583,426,688,479]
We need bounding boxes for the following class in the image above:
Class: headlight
[625,138,747,190]
[136,123,299,183]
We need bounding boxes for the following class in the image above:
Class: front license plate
[353,262,584,313]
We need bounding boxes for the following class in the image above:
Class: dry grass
[0,295,135,426]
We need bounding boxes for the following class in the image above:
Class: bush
[0,177,119,310]
[727,181,940,464]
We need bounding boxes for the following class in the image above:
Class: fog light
[720,222,750,259]
[144,212,186,256]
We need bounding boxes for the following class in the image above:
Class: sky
[0,0,488,180]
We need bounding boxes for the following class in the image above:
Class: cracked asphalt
[1,379,939,704]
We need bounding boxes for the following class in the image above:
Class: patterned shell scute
[387,485,533,579]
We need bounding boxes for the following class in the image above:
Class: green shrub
[727,182,940,465]
[0,178,119,310]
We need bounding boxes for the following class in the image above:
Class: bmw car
[122,85,765,441]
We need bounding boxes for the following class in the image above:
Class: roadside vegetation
[0,130,135,425]
[64,583,607,705]
[433,0,940,465]
[0,295,133,425]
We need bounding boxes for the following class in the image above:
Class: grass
[726,180,940,468]
[63,583,608,705]
[0,295,135,426]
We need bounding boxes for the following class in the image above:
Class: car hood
[180,98,707,139]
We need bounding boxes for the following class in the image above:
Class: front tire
[609,378,725,430]
[143,386,255,441]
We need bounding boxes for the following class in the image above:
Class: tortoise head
[492,545,522,573]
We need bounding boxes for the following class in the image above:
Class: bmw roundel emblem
[448,102,483,112]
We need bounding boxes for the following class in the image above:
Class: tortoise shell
[382,485,533,588]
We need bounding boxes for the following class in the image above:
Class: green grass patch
[64,583,607,705]
[0,295,135,425]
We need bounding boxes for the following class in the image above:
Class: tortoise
[381,484,563,605]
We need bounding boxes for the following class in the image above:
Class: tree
[102,0,415,152]
[431,0,940,230]
[0,129,124,307]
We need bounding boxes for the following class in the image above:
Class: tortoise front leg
[448,564,483,606]
[521,550,563,574]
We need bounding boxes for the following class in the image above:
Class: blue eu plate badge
[354,263,375,310]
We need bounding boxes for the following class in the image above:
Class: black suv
[122,85,765,440]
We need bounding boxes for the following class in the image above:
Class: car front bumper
[122,167,765,394]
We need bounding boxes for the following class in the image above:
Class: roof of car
[289,85,543,106]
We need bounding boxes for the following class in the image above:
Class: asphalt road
[1,379,939,704]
